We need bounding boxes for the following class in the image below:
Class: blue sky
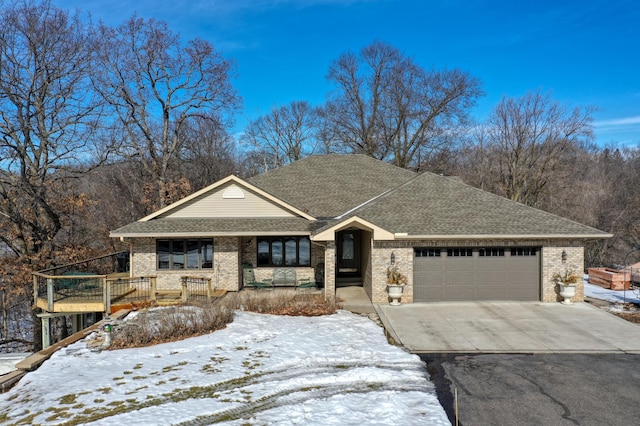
[55,0,640,146]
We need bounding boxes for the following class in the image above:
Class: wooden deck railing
[37,251,130,276]
[34,272,214,314]
[180,276,213,302]
[33,272,108,312]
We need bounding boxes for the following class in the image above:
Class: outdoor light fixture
[390,252,396,264]
[561,250,567,263]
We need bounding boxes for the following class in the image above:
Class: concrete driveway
[375,302,640,353]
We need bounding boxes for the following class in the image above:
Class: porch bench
[295,277,317,291]
[272,267,297,287]
[242,263,274,290]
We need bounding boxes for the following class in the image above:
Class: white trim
[392,233,613,240]
[311,216,394,241]
[139,175,316,222]
[110,231,312,238]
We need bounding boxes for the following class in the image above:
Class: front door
[337,230,361,280]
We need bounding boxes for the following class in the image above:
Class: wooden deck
[35,277,145,313]
[33,272,221,314]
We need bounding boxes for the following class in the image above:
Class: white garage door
[413,247,540,302]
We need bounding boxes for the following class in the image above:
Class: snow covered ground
[0,353,30,375]
[584,279,640,304]
[0,310,450,425]
[6,276,635,425]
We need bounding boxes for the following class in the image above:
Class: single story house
[110,154,611,303]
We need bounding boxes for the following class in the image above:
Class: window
[479,248,505,257]
[511,247,538,256]
[447,248,473,257]
[415,248,441,257]
[257,239,270,266]
[271,239,284,266]
[157,239,213,270]
[342,233,355,260]
[257,236,311,267]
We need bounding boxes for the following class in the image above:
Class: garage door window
[447,248,473,257]
[479,248,504,257]
[415,248,441,257]
[511,247,537,256]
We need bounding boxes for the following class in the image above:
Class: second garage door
[413,247,540,302]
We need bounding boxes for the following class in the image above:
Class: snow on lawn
[0,310,449,425]
[585,280,640,304]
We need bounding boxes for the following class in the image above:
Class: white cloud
[594,116,640,127]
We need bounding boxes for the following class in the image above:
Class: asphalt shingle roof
[111,154,609,239]
[110,218,316,237]
[344,172,608,237]
[247,154,417,218]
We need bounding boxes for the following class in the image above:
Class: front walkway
[336,286,374,314]
[375,301,640,353]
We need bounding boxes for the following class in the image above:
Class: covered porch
[315,216,396,305]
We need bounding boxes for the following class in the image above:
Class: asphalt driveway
[375,302,640,353]
[422,353,640,426]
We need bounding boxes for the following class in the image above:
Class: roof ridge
[346,171,609,237]
[343,171,433,216]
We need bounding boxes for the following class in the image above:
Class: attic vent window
[223,187,245,199]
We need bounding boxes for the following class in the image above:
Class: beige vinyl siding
[159,183,296,219]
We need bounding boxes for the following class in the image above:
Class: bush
[108,292,337,349]
[239,292,337,316]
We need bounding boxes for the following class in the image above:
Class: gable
[158,182,297,219]
[312,216,394,241]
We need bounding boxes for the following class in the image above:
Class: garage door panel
[447,272,476,286]
[444,258,475,271]
[446,286,476,301]
[508,287,539,300]
[415,281,445,301]
[478,270,506,282]
[414,247,540,302]
[477,285,508,300]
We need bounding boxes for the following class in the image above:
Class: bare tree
[179,114,239,190]
[0,1,101,260]
[323,40,483,169]
[579,147,627,265]
[241,101,319,172]
[94,16,241,207]
[608,147,640,259]
[468,91,595,207]
[0,0,103,350]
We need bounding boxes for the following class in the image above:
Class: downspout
[311,240,328,299]
[121,237,133,277]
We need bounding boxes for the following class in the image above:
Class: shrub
[108,292,337,349]
[239,292,337,316]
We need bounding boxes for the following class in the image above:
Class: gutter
[110,231,312,238]
[392,233,614,240]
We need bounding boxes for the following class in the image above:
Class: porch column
[72,314,85,333]
[41,316,51,349]
[324,241,336,302]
